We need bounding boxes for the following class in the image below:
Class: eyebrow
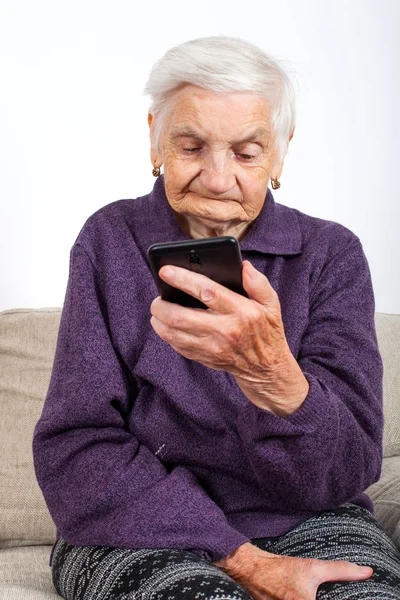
[170,126,269,146]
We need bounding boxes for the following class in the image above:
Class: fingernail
[360,567,373,575]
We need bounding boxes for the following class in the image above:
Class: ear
[148,113,163,168]
[270,128,295,181]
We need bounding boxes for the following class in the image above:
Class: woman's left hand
[150,260,309,417]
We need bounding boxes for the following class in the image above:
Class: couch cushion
[375,313,400,458]
[0,545,59,599]
[0,309,60,548]
[365,455,400,550]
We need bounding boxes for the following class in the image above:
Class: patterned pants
[51,503,400,599]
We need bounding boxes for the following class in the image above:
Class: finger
[158,265,243,314]
[242,260,279,312]
[150,296,218,335]
[150,314,207,351]
[315,559,373,585]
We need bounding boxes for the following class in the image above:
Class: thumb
[318,560,373,585]
[242,260,278,309]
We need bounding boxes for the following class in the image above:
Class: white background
[1,0,398,313]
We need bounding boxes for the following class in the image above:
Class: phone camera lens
[189,252,201,265]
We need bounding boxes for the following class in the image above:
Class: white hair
[143,36,297,163]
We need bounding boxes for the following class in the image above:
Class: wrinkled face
[150,85,284,233]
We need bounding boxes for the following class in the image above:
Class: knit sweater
[32,175,384,566]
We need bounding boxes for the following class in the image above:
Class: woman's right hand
[213,542,373,600]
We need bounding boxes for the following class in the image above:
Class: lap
[52,503,400,600]
[252,502,400,599]
[51,538,251,600]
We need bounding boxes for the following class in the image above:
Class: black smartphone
[147,236,248,309]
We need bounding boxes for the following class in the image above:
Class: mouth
[189,192,240,203]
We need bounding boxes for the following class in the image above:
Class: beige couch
[0,308,399,599]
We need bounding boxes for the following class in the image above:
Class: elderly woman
[33,36,400,600]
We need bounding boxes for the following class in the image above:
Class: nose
[198,150,236,196]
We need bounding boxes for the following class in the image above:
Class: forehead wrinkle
[169,124,269,146]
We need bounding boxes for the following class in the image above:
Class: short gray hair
[143,36,297,163]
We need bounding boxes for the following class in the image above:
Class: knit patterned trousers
[51,503,400,599]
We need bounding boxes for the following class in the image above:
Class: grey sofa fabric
[366,455,400,548]
[0,546,59,600]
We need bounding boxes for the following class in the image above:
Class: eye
[237,153,255,161]
[183,148,201,153]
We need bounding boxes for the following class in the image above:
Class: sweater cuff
[236,372,337,439]
[189,530,251,563]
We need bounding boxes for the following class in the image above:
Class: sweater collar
[146,175,302,256]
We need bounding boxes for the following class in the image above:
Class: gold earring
[152,165,161,177]
[271,178,281,190]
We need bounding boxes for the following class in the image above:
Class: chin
[189,210,241,227]
[185,194,243,221]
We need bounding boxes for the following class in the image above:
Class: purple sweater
[32,175,383,565]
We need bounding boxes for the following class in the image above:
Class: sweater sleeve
[235,237,384,512]
[32,242,249,562]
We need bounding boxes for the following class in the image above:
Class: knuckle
[242,302,263,324]
[301,557,318,572]
[225,324,241,346]
[200,284,217,304]
[210,341,227,365]
[294,557,317,580]
[167,311,184,329]
[248,306,263,326]
[161,326,176,345]
[307,557,328,585]
[213,341,225,359]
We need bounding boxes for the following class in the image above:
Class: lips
[190,192,240,203]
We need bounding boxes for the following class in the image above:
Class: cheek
[239,168,269,215]
[164,148,199,185]
[164,159,198,208]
